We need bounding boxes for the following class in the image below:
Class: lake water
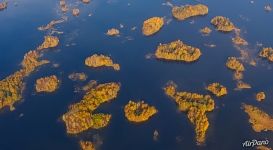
[0,0,273,150]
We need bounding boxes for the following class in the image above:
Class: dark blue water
[0,0,273,150]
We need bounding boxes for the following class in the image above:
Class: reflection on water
[0,0,273,150]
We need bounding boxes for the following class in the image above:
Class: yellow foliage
[35,75,60,93]
[37,36,59,50]
[187,107,209,144]
[172,4,208,20]
[155,40,202,62]
[206,82,227,97]
[256,92,266,102]
[256,146,272,150]
[259,47,273,62]
[226,57,245,72]
[236,81,251,89]
[164,81,214,144]
[21,50,49,75]
[85,54,120,71]
[232,36,248,46]
[200,27,212,35]
[233,71,243,80]
[142,17,164,36]
[106,28,120,36]
[211,16,235,32]
[80,141,95,150]
[0,38,51,111]
[124,100,157,122]
[0,71,25,111]
[243,104,273,132]
[62,82,120,134]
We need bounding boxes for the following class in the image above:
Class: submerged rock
[264,4,272,12]
[259,47,273,62]
[256,92,266,102]
[35,75,60,93]
[68,72,88,81]
[153,130,159,141]
[124,100,157,123]
[211,16,235,32]
[85,54,120,71]
[62,82,120,134]
[164,81,214,144]
[233,71,243,80]
[243,104,273,132]
[80,141,95,150]
[142,17,164,36]
[106,28,120,36]
[155,40,201,62]
[172,4,208,20]
[206,83,227,97]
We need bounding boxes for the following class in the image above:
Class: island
[124,100,157,122]
[226,57,244,73]
[60,0,68,12]
[35,75,60,93]
[236,81,251,89]
[172,4,208,20]
[68,72,88,81]
[38,19,65,31]
[211,16,235,32]
[85,54,120,71]
[72,8,80,16]
[200,27,212,35]
[0,36,56,111]
[81,0,90,4]
[256,146,272,150]
[232,36,248,46]
[106,28,120,36]
[242,104,273,132]
[62,82,120,134]
[142,17,164,36]
[80,141,95,150]
[21,50,50,74]
[155,40,202,62]
[259,47,273,62]
[206,82,227,97]
[256,92,266,102]
[164,81,215,144]
[233,71,243,80]
[37,36,59,50]
[0,71,25,111]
